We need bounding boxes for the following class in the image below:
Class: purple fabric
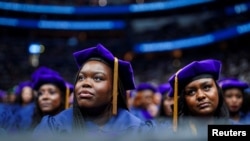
[168,59,221,95]
[219,78,249,90]
[32,74,66,92]
[73,43,135,90]
[136,83,157,93]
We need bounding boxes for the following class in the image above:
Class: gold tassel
[65,84,70,109]
[173,69,182,132]
[173,75,178,132]
[112,57,119,115]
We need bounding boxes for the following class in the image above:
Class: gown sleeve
[32,109,73,139]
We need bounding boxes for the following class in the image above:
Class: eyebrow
[79,70,107,75]
[186,79,213,88]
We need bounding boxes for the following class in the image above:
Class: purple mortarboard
[168,59,221,94]
[136,83,157,93]
[33,74,66,93]
[73,43,135,91]
[73,43,135,115]
[158,83,171,95]
[168,88,174,97]
[219,78,249,91]
[15,80,33,95]
[167,59,222,132]
[31,66,60,83]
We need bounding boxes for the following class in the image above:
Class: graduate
[130,82,158,121]
[219,78,250,124]
[33,44,154,140]
[15,68,69,133]
[157,82,173,118]
[15,80,35,108]
[163,59,230,140]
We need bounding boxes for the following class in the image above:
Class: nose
[231,96,238,103]
[80,78,92,88]
[196,89,206,101]
[40,92,49,100]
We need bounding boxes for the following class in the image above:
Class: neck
[82,104,113,126]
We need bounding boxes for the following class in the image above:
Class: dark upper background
[0,0,250,91]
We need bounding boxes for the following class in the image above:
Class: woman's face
[74,60,113,109]
[163,95,174,117]
[223,88,243,113]
[21,86,33,104]
[133,90,154,109]
[184,78,219,117]
[38,84,62,114]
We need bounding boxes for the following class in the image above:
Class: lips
[230,105,239,111]
[40,102,51,107]
[78,90,93,98]
[198,102,210,109]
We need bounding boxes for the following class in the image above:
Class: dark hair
[72,58,128,131]
[178,80,229,119]
[241,90,249,114]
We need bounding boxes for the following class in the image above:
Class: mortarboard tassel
[65,84,70,109]
[173,75,178,132]
[173,69,182,132]
[112,57,119,115]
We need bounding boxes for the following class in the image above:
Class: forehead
[137,90,155,96]
[185,78,215,87]
[39,84,60,90]
[224,88,243,94]
[80,60,112,72]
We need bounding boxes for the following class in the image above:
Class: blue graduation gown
[0,104,17,133]
[129,107,153,121]
[33,107,154,139]
[229,112,250,125]
[14,102,35,132]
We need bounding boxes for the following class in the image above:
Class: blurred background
[0,0,250,92]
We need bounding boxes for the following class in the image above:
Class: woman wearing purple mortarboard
[160,59,230,140]
[218,78,250,124]
[14,69,69,134]
[157,83,174,118]
[15,80,35,108]
[32,44,155,140]
[130,82,158,121]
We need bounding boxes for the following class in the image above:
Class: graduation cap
[158,83,171,96]
[168,59,222,132]
[219,78,249,91]
[15,81,33,96]
[33,74,66,92]
[73,43,135,115]
[31,66,60,83]
[136,83,157,93]
[32,74,68,109]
